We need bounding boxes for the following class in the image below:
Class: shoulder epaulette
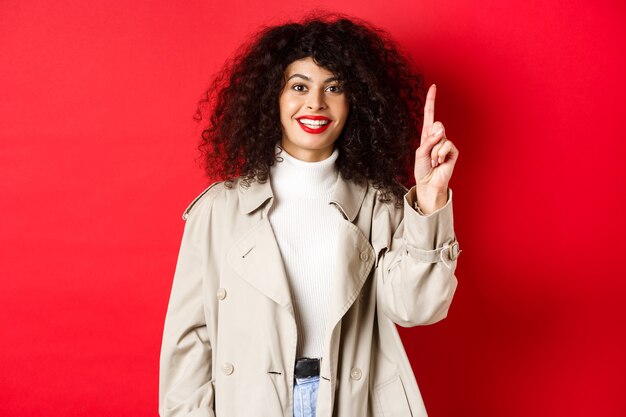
[182,181,222,221]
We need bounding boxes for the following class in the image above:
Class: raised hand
[413,84,459,213]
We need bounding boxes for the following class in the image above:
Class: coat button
[350,367,362,380]
[359,251,369,262]
[217,288,227,300]
[221,362,234,375]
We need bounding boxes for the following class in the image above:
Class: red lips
[296,115,331,134]
[297,115,330,121]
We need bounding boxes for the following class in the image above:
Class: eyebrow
[287,73,339,83]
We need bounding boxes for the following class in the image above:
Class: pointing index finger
[422,84,436,140]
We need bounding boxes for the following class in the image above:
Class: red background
[1,0,625,416]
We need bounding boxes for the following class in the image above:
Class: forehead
[284,57,335,79]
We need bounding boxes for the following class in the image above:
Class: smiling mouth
[296,117,331,134]
[298,118,330,128]
[296,116,331,134]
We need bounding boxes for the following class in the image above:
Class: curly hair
[193,12,426,206]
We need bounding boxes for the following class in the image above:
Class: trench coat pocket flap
[374,375,412,417]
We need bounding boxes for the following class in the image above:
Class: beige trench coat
[159,171,461,417]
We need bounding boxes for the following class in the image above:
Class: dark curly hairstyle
[194,11,426,206]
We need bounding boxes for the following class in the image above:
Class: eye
[292,84,307,92]
[326,84,344,93]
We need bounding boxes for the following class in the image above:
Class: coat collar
[237,170,368,222]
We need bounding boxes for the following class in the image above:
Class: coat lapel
[327,220,376,325]
[227,217,294,309]
[324,174,377,414]
[226,177,294,311]
[226,172,375,322]
[326,174,376,326]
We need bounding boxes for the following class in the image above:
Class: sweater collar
[269,145,339,198]
[237,148,368,221]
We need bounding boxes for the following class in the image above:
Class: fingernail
[431,159,435,167]
[438,157,443,164]
[431,126,443,136]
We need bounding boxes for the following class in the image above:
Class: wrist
[414,187,448,215]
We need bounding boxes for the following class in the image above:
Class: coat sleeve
[159,185,221,417]
[375,185,461,327]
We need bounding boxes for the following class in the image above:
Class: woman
[159,13,461,417]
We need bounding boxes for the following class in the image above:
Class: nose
[306,89,327,110]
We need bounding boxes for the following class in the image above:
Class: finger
[430,136,447,166]
[421,84,437,140]
[436,140,458,165]
[416,122,445,159]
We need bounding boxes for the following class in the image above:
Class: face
[278,57,349,162]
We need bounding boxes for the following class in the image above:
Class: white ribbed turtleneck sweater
[268,145,342,359]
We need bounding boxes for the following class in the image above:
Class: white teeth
[298,118,329,126]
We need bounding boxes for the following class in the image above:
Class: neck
[280,141,334,162]
[270,144,339,198]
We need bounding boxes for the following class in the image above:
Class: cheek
[279,95,301,120]
[332,93,348,109]
[337,99,350,124]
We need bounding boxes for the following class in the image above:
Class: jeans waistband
[294,357,320,378]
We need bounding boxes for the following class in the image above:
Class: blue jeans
[293,376,320,417]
